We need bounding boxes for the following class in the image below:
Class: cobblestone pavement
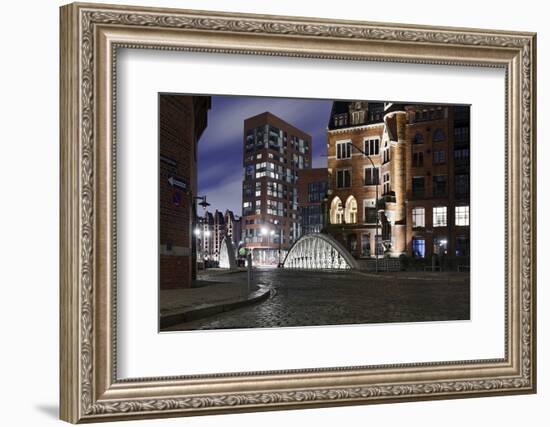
[168,268,470,331]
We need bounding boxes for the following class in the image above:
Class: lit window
[330,197,344,224]
[433,206,447,227]
[412,207,425,228]
[345,196,358,224]
[455,206,470,226]
[412,239,425,258]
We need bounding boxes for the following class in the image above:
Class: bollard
[246,251,253,293]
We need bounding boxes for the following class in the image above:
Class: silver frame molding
[60,2,537,423]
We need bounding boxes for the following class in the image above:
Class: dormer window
[351,110,365,125]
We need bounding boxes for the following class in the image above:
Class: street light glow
[204,230,211,237]
[260,227,268,236]
[194,228,201,236]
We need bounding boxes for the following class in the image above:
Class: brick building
[297,168,329,236]
[242,112,312,266]
[326,101,470,266]
[196,211,214,264]
[195,209,242,265]
[159,95,211,289]
[224,210,242,249]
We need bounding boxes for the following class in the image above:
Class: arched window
[413,132,423,144]
[330,197,344,224]
[433,128,445,142]
[344,196,358,224]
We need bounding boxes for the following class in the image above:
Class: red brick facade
[327,102,470,265]
[159,95,210,289]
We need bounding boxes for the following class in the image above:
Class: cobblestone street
[166,268,470,331]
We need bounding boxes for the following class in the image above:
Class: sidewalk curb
[160,284,271,329]
[197,268,247,277]
[353,270,469,282]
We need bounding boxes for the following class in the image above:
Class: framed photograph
[60,2,537,423]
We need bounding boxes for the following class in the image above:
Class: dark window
[364,207,378,224]
[454,126,469,145]
[336,169,351,188]
[413,151,424,167]
[364,167,380,186]
[433,128,445,142]
[383,148,390,164]
[308,181,327,203]
[455,174,469,198]
[361,233,371,256]
[301,205,323,234]
[383,173,391,195]
[433,175,447,197]
[454,148,470,162]
[413,132,424,144]
[456,236,470,257]
[412,177,425,198]
[336,142,351,159]
[433,150,446,164]
[363,139,380,156]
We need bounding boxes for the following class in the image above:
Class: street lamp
[194,195,210,210]
[259,227,277,266]
[192,195,210,270]
[194,227,212,269]
[347,142,380,273]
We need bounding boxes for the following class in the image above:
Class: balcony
[379,193,396,205]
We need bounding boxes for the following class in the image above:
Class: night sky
[197,95,333,215]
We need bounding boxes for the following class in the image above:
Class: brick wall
[159,95,210,289]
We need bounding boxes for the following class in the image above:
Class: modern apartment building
[242,112,312,266]
[326,101,470,266]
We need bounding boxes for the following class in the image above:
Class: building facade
[242,112,312,266]
[212,210,225,262]
[326,101,470,267]
[224,210,242,249]
[195,211,214,265]
[195,209,242,266]
[297,168,329,236]
[159,95,211,289]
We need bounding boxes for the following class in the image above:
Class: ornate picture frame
[60,2,536,423]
